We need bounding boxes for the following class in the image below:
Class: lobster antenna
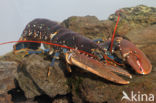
[109,10,120,53]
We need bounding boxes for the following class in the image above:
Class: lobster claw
[65,50,132,84]
[118,38,152,75]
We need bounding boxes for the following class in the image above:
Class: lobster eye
[15,43,22,50]
[15,43,27,50]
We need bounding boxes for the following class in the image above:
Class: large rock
[0,61,17,93]
[109,5,156,35]
[0,51,155,103]
[16,54,70,99]
[70,69,156,103]
[61,16,114,39]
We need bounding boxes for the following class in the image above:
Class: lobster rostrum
[13,19,152,84]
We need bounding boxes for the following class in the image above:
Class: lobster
[13,18,152,84]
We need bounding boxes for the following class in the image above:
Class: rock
[16,54,70,98]
[0,61,17,94]
[125,25,156,67]
[61,16,114,39]
[71,71,156,103]
[109,5,156,35]
[0,61,18,103]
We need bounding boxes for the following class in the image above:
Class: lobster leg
[50,52,60,66]
[47,52,60,77]
[14,49,49,58]
[27,49,50,54]
[65,50,132,84]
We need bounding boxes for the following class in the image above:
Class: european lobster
[13,19,152,84]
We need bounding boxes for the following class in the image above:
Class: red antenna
[109,10,120,53]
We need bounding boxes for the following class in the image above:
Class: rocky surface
[0,51,155,103]
[61,16,114,39]
[0,61,17,94]
[0,61,18,103]
[75,71,156,103]
[109,5,156,35]
[16,54,69,98]
[0,5,156,103]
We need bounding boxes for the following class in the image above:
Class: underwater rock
[61,16,114,39]
[70,71,156,103]
[16,54,70,99]
[109,5,156,35]
[0,50,155,103]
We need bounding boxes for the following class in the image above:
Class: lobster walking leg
[50,52,60,66]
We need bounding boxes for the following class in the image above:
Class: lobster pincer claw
[117,37,152,75]
[65,50,132,84]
